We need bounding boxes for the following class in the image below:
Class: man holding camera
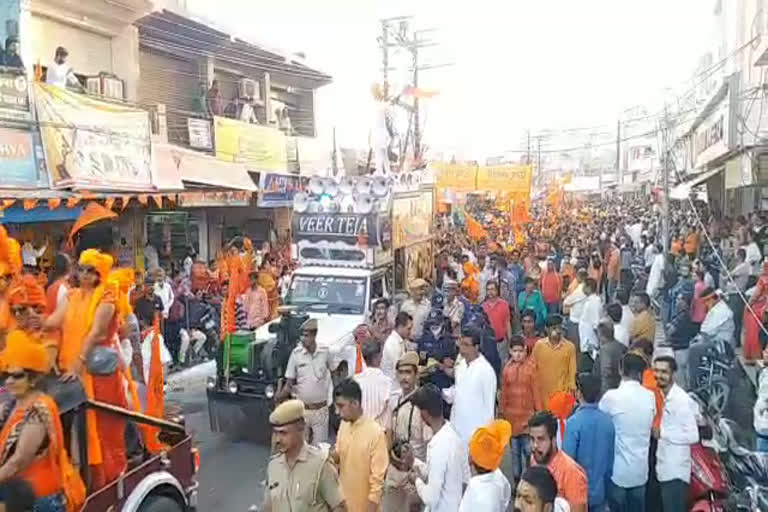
[383,351,432,512]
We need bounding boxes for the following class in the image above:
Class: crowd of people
[266,195,768,512]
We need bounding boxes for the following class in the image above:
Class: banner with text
[35,83,153,190]
[476,165,532,194]
[434,163,477,192]
[214,116,287,172]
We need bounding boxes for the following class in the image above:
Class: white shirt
[458,469,511,512]
[644,245,655,269]
[613,323,630,347]
[144,245,159,272]
[745,242,762,275]
[21,242,46,267]
[141,331,173,383]
[46,62,73,88]
[728,261,751,293]
[563,284,586,323]
[354,367,396,430]
[700,300,735,344]
[578,294,602,354]
[647,253,665,296]
[446,354,497,444]
[657,384,699,483]
[381,329,406,382]
[153,282,175,319]
[414,421,469,512]
[599,379,657,488]
[400,297,431,340]
[620,305,635,341]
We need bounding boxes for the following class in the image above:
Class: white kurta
[458,469,511,512]
[447,354,497,444]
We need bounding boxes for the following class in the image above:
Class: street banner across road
[434,162,477,192]
[476,164,532,194]
[35,83,153,190]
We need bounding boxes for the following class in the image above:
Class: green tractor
[206,306,308,443]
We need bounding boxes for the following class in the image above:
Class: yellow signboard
[434,163,476,191]
[214,116,287,171]
[476,165,532,193]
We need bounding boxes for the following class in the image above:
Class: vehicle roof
[294,266,379,278]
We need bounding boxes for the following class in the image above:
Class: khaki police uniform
[266,399,344,512]
[284,320,336,443]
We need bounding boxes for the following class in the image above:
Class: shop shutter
[758,153,768,184]
[138,48,201,147]
[30,15,112,76]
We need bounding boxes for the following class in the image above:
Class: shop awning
[669,167,723,200]
[152,143,257,192]
[0,204,83,224]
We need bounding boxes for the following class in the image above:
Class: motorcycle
[689,333,734,416]
[688,394,730,511]
[717,418,768,510]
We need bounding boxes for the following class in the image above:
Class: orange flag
[138,195,148,206]
[22,199,37,211]
[48,198,61,210]
[104,197,115,210]
[511,200,530,224]
[151,195,162,208]
[66,197,79,208]
[120,195,132,211]
[144,312,165,453]
[0,199,15,210]
[465,214,489,240]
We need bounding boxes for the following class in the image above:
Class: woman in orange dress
[45,249,126,489]
[0,335,81,512]
[743,260,768,361]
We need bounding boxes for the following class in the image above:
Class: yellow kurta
[335,415,389,511]
[531,337,577,403]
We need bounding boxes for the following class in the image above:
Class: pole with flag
[144,311,165,453]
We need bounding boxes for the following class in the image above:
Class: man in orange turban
[548,391,576,447]
[460,419,513,511]
[5,274,57,369]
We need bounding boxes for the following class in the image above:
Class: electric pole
[412,33,421,160]
[526,130,531,165]
[661,105,671,255]
[537,138,542,183]
[381,20,389,93]
[616,119,622,188]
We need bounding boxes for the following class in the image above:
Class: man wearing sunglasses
[6,275,56,371]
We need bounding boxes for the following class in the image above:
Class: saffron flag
[144,312,165,453]
[511,199,530,224]
[465,214,488,240]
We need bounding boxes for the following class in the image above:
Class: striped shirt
[355,367,396,430]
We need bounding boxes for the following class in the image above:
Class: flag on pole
[465,214,489,240]
[144,311,165,453]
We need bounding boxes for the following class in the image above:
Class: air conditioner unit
[238,78,259,100]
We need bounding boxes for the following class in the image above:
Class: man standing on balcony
[46,46,76,89]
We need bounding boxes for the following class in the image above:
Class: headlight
[265,384,275,399]
[206,377,216,390]
[228,380,239,394]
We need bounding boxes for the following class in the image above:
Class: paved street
[166,363,269,512]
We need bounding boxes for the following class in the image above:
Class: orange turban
[462,261,479,276]
[469,419,512,471]
[109,268,135,319]
[1,330,49,373]
[7,274,45,307]
[78,249,113,281]
[0,226,21,277]
[548,391,576,444]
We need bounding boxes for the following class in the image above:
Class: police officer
[279,318,338,443]
[264,400,346,512]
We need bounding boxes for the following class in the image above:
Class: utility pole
[537,138,542,183]
[616,119,622,188]
[526,130,531,165]
[412,33,421,161]
[661,105,671,255]
[381,20,389,93]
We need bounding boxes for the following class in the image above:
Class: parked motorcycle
[689,333,734,416]
[688,393,730,511]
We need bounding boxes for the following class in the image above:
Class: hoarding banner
[476,165,532,193]
[34,83,153,190]
[258,173,305,207]
[214,116,287,172]
[293,212,384,246]
[393,190,433,248]
[178,191,251,207]
[0,127,39,187]
[0,70,28,114]
[434,163,476,191]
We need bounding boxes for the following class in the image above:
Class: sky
[186,0,716,160]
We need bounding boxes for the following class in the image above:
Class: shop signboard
[0,69,29,120]
[293,212,385,247]
[214,116,287,172]
[0,127,38,187]
[476,164,532,194]
[34,83,153,190]
[393,190,433,248]
[187,118,212,150]
[258,172,304,207]
[692,108,727,169]
[178,191,251,207]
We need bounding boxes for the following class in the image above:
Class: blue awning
[0,205,83,224]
